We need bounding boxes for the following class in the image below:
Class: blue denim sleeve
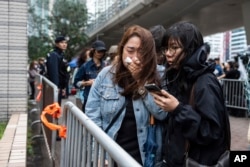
[142,93,168,120]
[73,64,86,88]
[85,67,108,128]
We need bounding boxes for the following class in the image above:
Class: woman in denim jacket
[85,25,167,166]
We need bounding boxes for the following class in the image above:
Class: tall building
[204,27,248,62]
[223,31,231,61]
[0,0,28,121]
[230,27,247,56]
[204,33,224,60]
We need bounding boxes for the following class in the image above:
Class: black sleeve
[47,52,59,87]
[173,74,226,145]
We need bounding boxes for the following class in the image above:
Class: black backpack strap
[104,98,128,133]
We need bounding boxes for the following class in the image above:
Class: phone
[144,83,162,93]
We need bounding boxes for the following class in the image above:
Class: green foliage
[28,36,52,61]
[28,0,89,61]
[49,0,89,60]
[0,122,7,139]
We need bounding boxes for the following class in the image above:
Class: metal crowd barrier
[61,101,142,167]
[33,74,59,166]
[220,78,248,116]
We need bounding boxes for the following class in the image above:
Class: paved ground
[0,113,27,167]
[230,116,249,150]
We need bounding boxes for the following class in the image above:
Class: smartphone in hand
[144,83,162,94]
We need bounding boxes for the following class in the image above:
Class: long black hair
[162,21,204,95]
[162,21,204,69]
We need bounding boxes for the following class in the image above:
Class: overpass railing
[86,0,133,34]
[61,101,142,167]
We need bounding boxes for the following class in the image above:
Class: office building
[204,33,224,60]
[0,0,28,121]
[230,27,247,56]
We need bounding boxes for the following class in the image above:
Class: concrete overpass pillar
[242,1,250,45]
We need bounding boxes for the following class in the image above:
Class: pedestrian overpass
[86,0,250,47]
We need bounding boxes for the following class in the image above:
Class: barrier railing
[60,101,142,167]
[33,74,59,166]
[32,77,250,166]
[220,78,248,116]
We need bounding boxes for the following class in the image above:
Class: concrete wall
[0,0,28,121]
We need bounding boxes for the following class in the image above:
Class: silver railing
[32,74,59,166]
[220,78,249,116]
[61,101,142,167]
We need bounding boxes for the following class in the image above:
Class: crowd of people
[28,21,236,166]
[208,57,241,80]
[28,58,46,100]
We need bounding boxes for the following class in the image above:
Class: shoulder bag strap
[185,84,196,155]
[186,82,231,154]
[104,98,128,133]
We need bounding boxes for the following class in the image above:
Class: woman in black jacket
[151,21,230,167]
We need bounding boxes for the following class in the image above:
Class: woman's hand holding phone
[150,88,179,112]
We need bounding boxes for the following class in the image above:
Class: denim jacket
[74,58,105,101]
[85,65,167,165]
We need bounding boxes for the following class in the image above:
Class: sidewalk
[230,116,249,150]
[0,113,27,167]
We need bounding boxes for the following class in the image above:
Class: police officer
[46,36,69,105]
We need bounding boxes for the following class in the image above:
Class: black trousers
[29,81,35,99]
[82,99,87,113]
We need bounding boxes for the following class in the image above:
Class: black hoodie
[163,45,230,167]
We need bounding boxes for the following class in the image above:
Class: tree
[28,0,89,61]
[28,0,51,61]
[49,0,89,60]
[28,36,51,61]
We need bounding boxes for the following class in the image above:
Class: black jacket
[46,47,69,89]
[163,46,230,167]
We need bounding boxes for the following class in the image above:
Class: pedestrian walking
[105,45,118,65]
[74,40,107,112]
[149,24,166,65]
[28,60,39,100]
[150,21,231,167]
[72,47,91,109]
[85,25,167,166]
[37,57,46,76]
